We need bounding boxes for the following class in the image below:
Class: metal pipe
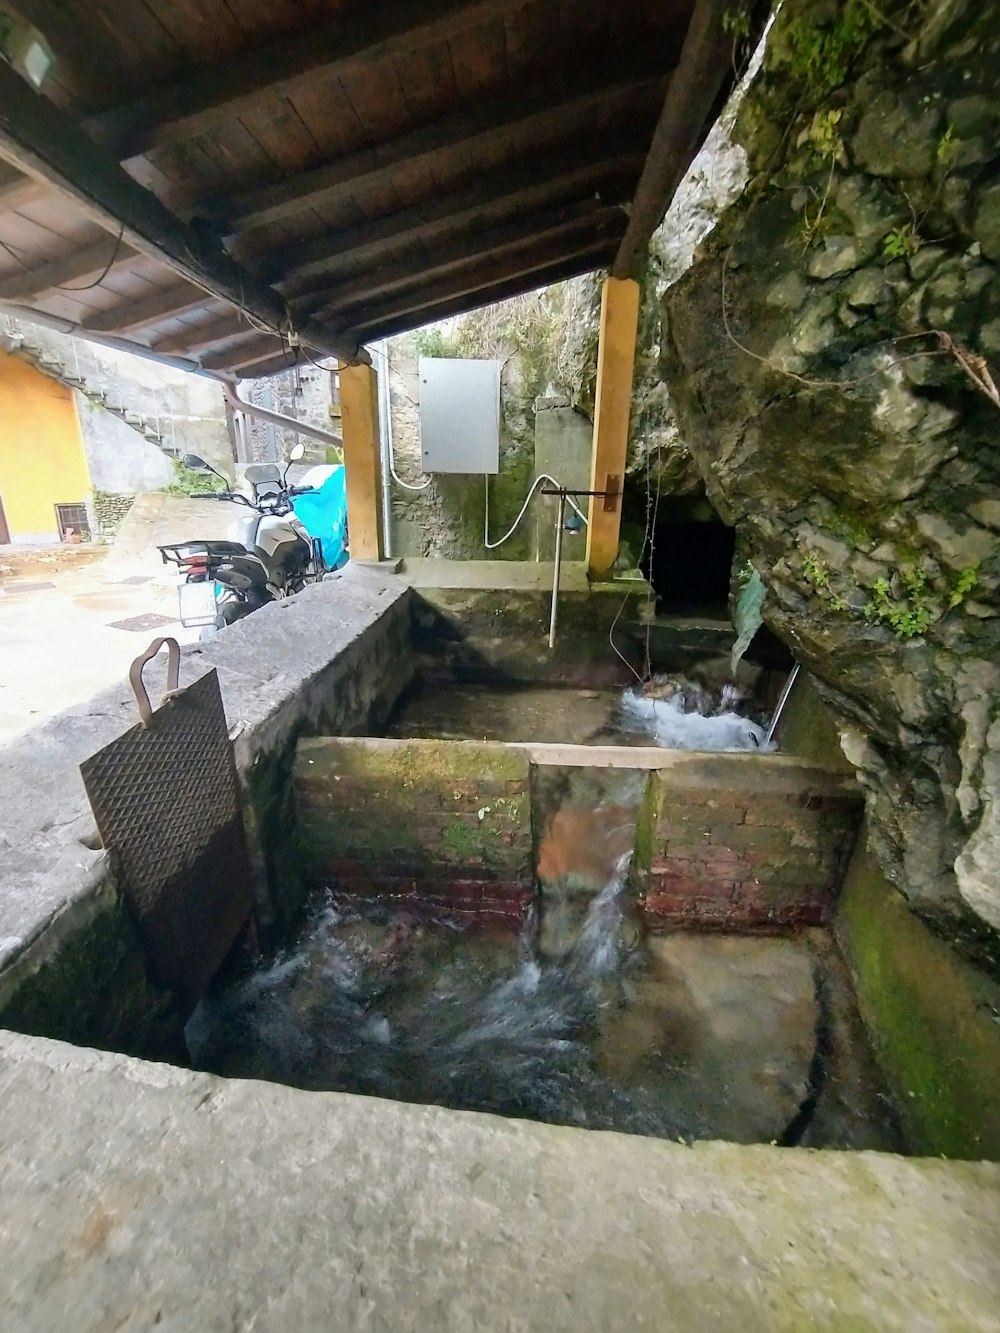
[222,381,343,449]
[765,662,801,748]
[549,491,567,650]
[376,340,394,560]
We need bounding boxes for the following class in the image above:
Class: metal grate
[54,502,90,541]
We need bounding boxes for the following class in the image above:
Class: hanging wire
[0,222,129,292]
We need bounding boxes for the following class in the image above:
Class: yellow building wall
[0,351,91,540]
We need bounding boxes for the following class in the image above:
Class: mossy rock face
[660,0,1000,966]
[0,876,185,1061]
[838,835,1000,1160]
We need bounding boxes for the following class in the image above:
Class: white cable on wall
[377,341,432,491]
[484,472,588,550]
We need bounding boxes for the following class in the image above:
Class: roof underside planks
[0,0,764,379]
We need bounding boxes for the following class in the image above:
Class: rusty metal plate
[81,668,254,1004]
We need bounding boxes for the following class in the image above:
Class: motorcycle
[158,445,327,638]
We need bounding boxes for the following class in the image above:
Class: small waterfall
[618,688,768,750]
[568,853,633,979]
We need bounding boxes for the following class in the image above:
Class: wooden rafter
[200,333,291,373]
[0,161,45,214]
[344,234,623,331]
[87,0,533,163]
[0,234,137,301]
[349,245,617,344]
[152,314,260,357]
[215,68,665,234]
[83,284,217,334]
[0,60,368,365]
[613,0,762,277]
[309,202,627,319]
[266,146,646,294]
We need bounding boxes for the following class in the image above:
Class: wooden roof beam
[83,283,218,335]
[349,246,617,345]
[613,0,766,277]
[152,314,262,357]
[0,160,46,213]
[0,234,137,301]
[0,60,368,365]
[214,67,666,234]
[337,229,625,331]
[200,334,292,373]
[227,350,328,381]
[267,146,645,295]
[307,200,627,320]
[87,0,533,163]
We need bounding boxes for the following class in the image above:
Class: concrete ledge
[0,1029,998,1332]
[0,568,414,1048]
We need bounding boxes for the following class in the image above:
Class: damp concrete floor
[0,1029,997,1333]
[0,551,198,742]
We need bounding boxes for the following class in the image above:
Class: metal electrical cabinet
[417,356,502,474]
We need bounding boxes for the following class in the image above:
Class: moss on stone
[0,876,185,1062]
[837,833,1000,1161]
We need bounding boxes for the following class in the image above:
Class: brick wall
[294,741,862,934]
[294,738,533,924]
[637,755,862,931]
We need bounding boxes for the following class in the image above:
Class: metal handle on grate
[129,637,182,729]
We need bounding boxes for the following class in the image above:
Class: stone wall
[238,362,340,466]
[385,320,560,561]
[90,490,135,538]
[294,737,534,924]
[660,0,1000,972]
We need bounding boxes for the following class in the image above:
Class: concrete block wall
[294,738,534,923]
[639,756,862,930]
[0,570,416,1058]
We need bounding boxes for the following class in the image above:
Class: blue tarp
[291,465,349,570]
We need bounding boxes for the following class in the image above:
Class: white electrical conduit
[376,340,431,492]
[484,472,588,549]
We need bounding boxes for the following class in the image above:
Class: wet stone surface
[187,891,901,1151]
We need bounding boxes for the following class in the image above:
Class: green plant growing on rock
[882,224,919,260]
[722,6,751,42]
[949,565,979,608]
[774,0,882,99]
[810,108,845,161]
[936,125,958,168]
[863,568,933,640]
[161,458,217,496]
[801,553,831,592]
[413,327,455,359]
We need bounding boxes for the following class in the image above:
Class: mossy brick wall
[638,757,862,930]
[837,829,1000,1161]
[294,738,533,924]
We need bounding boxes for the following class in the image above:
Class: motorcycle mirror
[181,453,210,470]
[288,441,305,462]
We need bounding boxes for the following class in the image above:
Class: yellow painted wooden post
[585,276,640,580]
[338,361,384,562]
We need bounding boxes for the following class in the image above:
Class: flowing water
[188,861,901,1149]
[388,674,773,752]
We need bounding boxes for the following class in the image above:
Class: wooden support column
[339,362,384,562]
[585,276,640,580]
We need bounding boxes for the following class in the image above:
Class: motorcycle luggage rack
[159,540,247,566]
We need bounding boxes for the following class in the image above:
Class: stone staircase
[0,313,174,451]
